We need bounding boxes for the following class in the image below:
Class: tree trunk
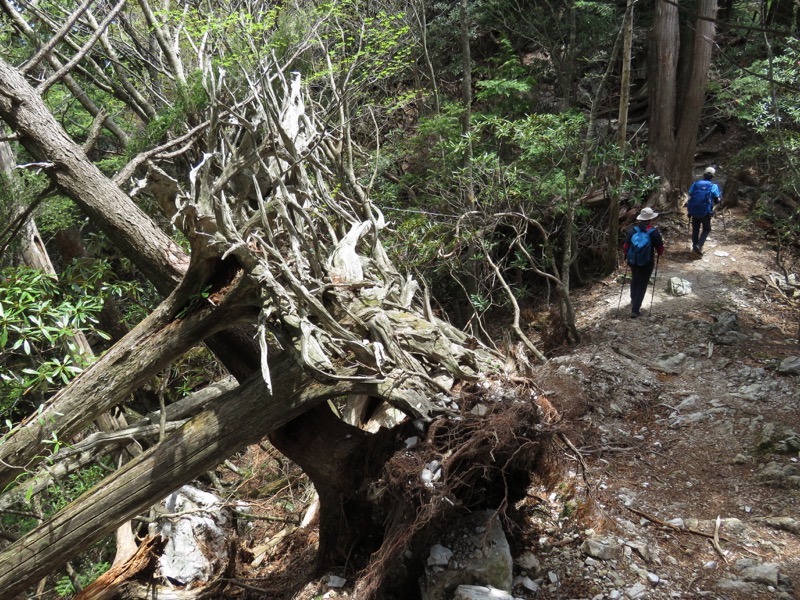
[0,59,187,292]
[671,0,718,189]
[647,0,718,207]
[460,0,475,208]
[0,363,337,598]
[648,0,680,199]
[606,0,634,273]
[270,404,401,569]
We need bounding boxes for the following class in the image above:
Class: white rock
[452,585,514,600]
[666,518,684,528]
[667,277,692,296]
[156,486,233,585]
[513,575,538,592]
[626,582,648,598]
[428,544,453,566]
[327,575,346,588]
[581,537,621,560]
[515,551,540,572]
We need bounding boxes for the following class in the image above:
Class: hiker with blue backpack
[622,207,665,318]
[686,166,722,256]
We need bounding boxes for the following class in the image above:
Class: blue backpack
[627,226,653,267]
[687,180,714,217]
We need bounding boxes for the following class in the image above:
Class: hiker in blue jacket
[622,207,665,318]
[687,166,722,256]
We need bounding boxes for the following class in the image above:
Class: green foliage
[159,6,280,69]
[474,37,536,116]
[126,71,209,157]
[55,561,110,597]
[720,44,800,244]
[35,195,82,238]
[0,266,111,420]
[46,464,107,512]
[390,104,587,214]
[309,0,415,113]
[377,105,589,315]
[475,0,617,83]
[0,170,67,260]
[720,48,800,134]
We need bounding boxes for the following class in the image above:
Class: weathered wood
[74,535,163,600]
[0,363,340,597]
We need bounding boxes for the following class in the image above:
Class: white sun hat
[704,166,716,176]
[636,207,659,221]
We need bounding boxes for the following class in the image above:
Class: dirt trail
[530,205,800,599]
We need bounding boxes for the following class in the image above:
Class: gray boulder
[422,511,513,600]
[778,356,800,375]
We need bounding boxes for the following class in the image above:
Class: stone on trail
[580,536,622,561]
[666,277,692,296]
[422,511,513,600]
[453,585,515,600]
[778,356,800,375]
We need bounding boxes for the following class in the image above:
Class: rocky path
[525,207,800,599]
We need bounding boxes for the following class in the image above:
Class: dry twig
[625,506,729,541]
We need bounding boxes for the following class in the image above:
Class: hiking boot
[692,246,703,257]
[630,311,640,318]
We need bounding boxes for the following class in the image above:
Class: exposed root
[354,384,561,598]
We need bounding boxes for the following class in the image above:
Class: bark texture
[0,19,513,594]
[647,0,718,207]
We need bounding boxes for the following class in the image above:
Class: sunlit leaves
[0,267,108,416]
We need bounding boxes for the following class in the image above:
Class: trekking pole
[617,261,628,317]
[648,254,660,316]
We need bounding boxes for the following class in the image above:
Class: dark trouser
[630,262,654,314]
[692,214,712,250]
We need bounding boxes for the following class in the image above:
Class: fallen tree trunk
[0,36,548,597]
[0,270,256,491]
[0,59,187,292]
[0,362,330,597]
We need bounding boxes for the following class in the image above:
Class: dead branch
[711,515,728,563]
[625,506,729,541]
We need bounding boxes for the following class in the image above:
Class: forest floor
[229,203,800,600]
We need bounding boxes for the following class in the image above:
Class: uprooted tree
[0,1,558,596]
